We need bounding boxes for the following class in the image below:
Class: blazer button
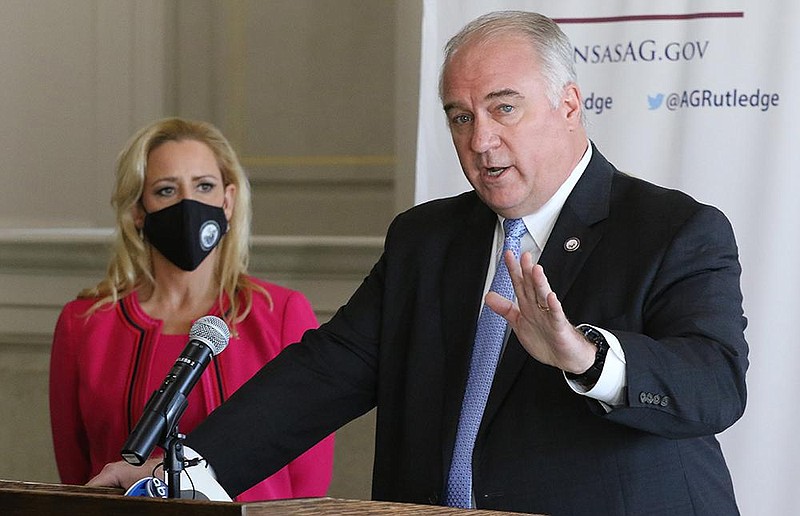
[652,394,661,405]
[660,396,670,407]
[639,391,647,403]
[427,492,439,504]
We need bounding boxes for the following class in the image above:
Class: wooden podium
[0,480,539,515]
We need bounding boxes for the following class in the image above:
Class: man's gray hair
[440,11,577,109]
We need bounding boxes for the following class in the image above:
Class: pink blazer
[49,277,334,501]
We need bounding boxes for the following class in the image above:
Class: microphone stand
[162,426,186,499]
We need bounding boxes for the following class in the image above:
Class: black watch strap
[565,325,609,388]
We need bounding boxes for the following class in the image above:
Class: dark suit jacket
[187,146,748,515]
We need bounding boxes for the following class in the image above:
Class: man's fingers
[486,291,518,322]
[505,250,537,304]
[531,264,556,308]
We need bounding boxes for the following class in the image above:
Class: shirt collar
[499,140,592,252]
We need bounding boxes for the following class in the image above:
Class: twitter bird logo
[648,94,664,110]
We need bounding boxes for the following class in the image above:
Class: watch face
[580,326,600,341]
[580,326,607,349]
[578,326,609,385]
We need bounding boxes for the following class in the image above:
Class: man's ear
[562,83,583,128]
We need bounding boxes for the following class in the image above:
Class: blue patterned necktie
[445,217,527,508]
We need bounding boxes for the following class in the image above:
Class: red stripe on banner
[553,12,744,24]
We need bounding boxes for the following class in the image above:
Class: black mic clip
[163,429,187,499]
[183,456,204,468]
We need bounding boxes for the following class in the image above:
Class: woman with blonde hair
[49,117,334,501]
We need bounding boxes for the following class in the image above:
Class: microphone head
[190,315,230,355]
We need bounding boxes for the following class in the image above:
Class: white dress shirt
[481,142,626,410]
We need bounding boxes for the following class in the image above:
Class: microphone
[121,315,230,466]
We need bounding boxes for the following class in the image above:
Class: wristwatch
[565,325,609,388]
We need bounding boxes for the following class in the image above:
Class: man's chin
[475,193,523,219]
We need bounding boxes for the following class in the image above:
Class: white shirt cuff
[565,325,627,409]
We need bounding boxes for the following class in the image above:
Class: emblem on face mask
[199,220,222,251]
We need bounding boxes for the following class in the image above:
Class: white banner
[417,1,800,514]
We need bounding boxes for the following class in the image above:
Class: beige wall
[0,0,413,235]
[0,1,170,228]
[0,0,422,501]
[177,0,401,237]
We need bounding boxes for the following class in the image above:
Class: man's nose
[470,118,500,153]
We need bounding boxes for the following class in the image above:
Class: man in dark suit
[92,11,747,515]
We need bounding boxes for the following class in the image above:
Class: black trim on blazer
[212,355,226,404]
[120,300,148,433]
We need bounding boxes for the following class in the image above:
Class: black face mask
[143,199,229,271]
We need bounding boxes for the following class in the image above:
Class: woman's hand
[86,457,162,490]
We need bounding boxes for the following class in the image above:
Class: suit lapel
[440,195,497,475]
[482,144,616,429]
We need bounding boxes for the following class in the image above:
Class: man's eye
[499,104,514,114]
[452,114,472,125]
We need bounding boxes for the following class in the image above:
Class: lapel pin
[564,237,581,252]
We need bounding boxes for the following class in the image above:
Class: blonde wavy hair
[81,117,269,332]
